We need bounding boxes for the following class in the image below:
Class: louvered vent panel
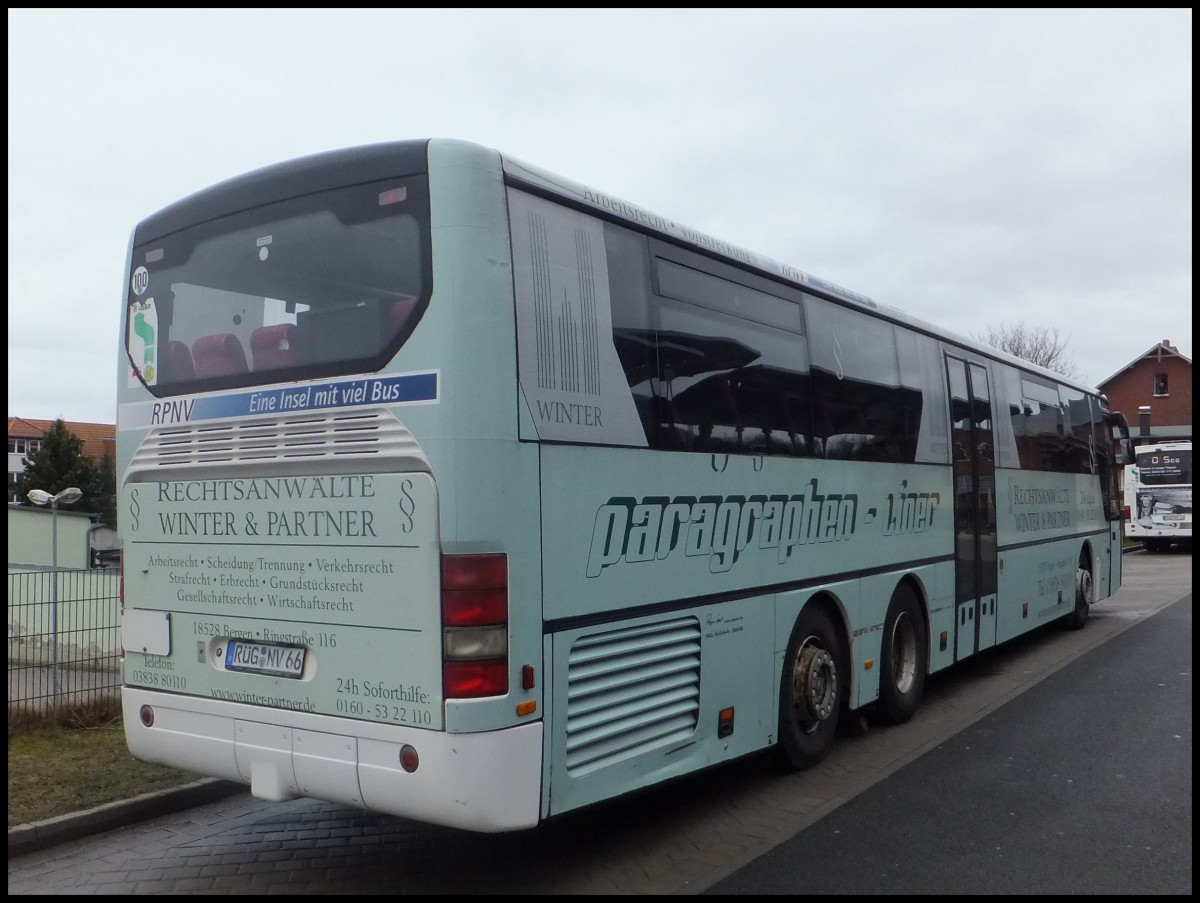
[128,409,426,474]
[565,617,701,776]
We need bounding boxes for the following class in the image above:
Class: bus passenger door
[946,357,999,659]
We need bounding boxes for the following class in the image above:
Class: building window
[7,437,43,456]
[1153,373,1169,396]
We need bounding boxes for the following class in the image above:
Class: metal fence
[7,568,121,713]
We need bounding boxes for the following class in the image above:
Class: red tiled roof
[7,417,116,462]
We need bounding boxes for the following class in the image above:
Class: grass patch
[8,706,200,829]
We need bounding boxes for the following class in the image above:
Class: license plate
[1161,514,1186,521]
[225,640,307,678]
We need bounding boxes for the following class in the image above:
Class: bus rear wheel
[875,583,928,725]
[777,605,844,770]
[1062,552,1093,631]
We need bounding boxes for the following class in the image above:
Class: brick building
[6,417,116,505]
[1096,339,1192,447]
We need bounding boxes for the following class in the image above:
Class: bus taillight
[441,553,509,698]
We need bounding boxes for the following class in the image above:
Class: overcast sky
[8,8,1192,425]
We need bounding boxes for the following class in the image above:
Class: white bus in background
[1125,440,1192,552]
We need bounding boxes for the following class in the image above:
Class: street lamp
[27,487,83,701]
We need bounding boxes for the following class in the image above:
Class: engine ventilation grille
[127,409,427,477]
[565,617,701,776]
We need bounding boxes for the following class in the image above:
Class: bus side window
[806,295,918,464]
[192,333,249,378]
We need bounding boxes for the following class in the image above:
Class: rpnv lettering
[150,399,195,425]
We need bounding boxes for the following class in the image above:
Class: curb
[8,778,245,857]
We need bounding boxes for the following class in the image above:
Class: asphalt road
[708,556,1192,894]
[7,548,1192,894]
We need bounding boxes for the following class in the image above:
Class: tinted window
[604,231,813,456]
[655,298,812,455]
[656,258,801,331]
[1060,387,1096,474]
[1011,376,1064,471]
[126,176,431,395]
[806,296,922,463]
[543,210,934,463]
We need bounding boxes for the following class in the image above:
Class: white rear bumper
[122,687,544,832]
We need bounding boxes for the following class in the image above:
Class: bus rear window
[125,176,431,394]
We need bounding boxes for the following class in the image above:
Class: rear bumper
[122,687,543,832]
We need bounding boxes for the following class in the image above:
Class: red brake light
[442,553,507,625]
[443,589,507,626]
[442,553,509,699]
[444,661,509,698]
[442,554,507,591]
[378,187,408,206]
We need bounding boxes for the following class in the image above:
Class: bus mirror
[1117,439,1134,467]
[1109,411,1133,465]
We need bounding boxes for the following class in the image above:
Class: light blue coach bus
[117,139,1134,831]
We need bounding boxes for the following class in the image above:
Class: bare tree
[974,321,1079,379]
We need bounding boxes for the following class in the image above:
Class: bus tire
[875,583,928,725]
[777,605,845,770]
[1062,552,1093,631]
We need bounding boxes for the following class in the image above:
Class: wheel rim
[1077,566,1094,605]
[889,611,918,695]
[792,639,837,730]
